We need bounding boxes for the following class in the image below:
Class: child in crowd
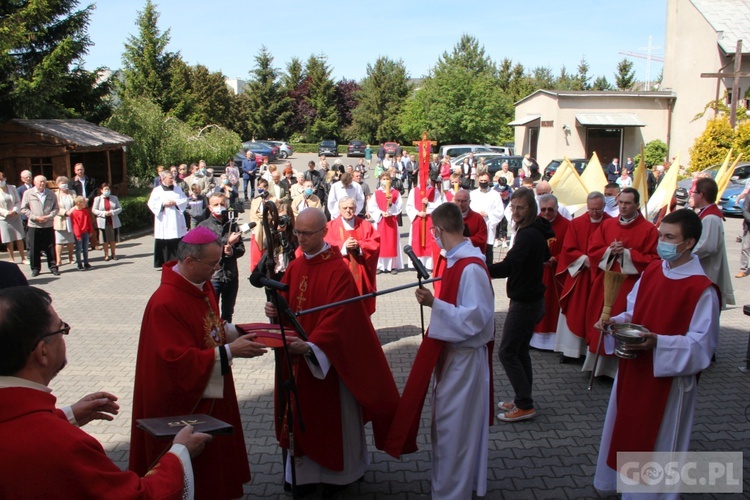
[70,196,94,270]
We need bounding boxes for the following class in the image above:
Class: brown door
[528,127,539,159]
[586,128,622,165]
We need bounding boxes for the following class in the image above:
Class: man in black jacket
[488,187,554,422]
[73,163,98,250]
[198,193,245,321]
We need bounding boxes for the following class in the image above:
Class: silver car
[258,140,293,159]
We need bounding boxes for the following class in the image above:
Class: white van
[438,144,493,159]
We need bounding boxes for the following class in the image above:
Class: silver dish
[608,323,649,359]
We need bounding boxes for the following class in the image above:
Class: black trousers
[498,297,545,410]
[212,278,239,322]
[243,176,255,199]
[154,238,181,268]
[27,227,57,273]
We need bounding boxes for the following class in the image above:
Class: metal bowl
[607,323,649,358]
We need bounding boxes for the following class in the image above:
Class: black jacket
[197,215,245,283]
[488,217,554,302]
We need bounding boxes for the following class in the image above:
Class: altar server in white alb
[147,171,188,269]
[593,209,719,499]
[469,172,504,264]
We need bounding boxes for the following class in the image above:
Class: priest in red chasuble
[0,286,212,499]
[130,227,269,499]
[555,192,610,359]
[264,208,399,495]
[583,188,659,379]
[530,194,570,350]
[367,172,403,273]
[324,196,380,315]
[593,209,719,496]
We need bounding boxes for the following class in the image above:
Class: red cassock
[535,215,570,333]
[0,388,185,499]
[432,209,487,296]
[325,216,381,315]
[130,264,250,499]
[555,213,610,338]
[585,215,659,354]
[374,189,401,258]
[275,248,399,471]
[411,186,437,257]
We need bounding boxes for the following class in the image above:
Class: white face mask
[212,205,227,216]
[0,181,6,187]
[59,184,68,190]
[434,235,444,250]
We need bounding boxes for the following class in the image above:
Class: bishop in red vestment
[325,197,380,315]
[131,228,268,499]
[530,195,570,350]
[584,189,659,378]
[265,208,399,489]
[555,193,610,358]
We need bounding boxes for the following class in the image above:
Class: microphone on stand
[403,245,430,280]
[249,271,289,292]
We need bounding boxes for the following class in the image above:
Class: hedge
[290,142,417,155]
[119,190,153,234]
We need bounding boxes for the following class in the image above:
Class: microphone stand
[268,287,307,499]
[417,274,425,338]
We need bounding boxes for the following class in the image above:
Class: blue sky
[84,0,667,85]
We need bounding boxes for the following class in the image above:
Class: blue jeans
[75,233,90,267]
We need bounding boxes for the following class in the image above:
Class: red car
[384,142,399,155]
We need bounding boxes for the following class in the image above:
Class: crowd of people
[0,147,742,499]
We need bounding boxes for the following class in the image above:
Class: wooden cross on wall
[700,39,750,127]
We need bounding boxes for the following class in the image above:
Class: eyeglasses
[39,322,71,342]
[192,257,222,268]
[539,207,556,213]
[430,226,443,237]
[293,227,326,238]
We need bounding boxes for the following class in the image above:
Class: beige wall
[663,0,750,166]
[514,93,672,166]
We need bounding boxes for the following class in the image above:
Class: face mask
[304,188,314,197]
[0,181,6,187]
[434,235,445,250]
[657,240,685,262]
[212,205,227,216]
[102,190,111,197]
[59,184,68,190]
[478,181,489,189]
[222,179,230,185]
[605,196,617,208]
[195,170,205,177]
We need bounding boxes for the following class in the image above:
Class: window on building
[30,158,53,180]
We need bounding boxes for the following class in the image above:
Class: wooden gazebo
[0,119,133,197]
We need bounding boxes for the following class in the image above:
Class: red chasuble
[556,213,610,338]
[130,263,250,499]
[275,248,399,471]
[411,186,437,257]
[585,215,659,354]
[0,388,185,499]
[374,188,401,258]
[325,216,381,315]
[432,209,487,296]
[535,215,570,333]
[385,256,494,458]
[606,261,714,468]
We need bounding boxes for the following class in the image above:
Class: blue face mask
[304,188,314,197]
[657,240,685,262]
[605,196,617,208]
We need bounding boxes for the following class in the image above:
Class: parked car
[242,141,278,162]
[383,141,400,155]
[318,140,338,157]
[347,140,367,157]
[542,158,589,181]
[677,162,750,190]
[718,182,747,216]
[484,145,514,155]
[450,153,534,180]
[439,144,493,159]
[258,140,292,159]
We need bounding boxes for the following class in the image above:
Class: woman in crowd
[186,183,208,229]
[225,158,241,189]
[616,169,632,189]
[217,174,240,212]
[54,176,75,267]
[91,183,122,261]
[0,171,27,263]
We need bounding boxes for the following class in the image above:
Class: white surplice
[470,188,504,246]
[404,189,443,270]
[692,211,735,308]
[147,185,188,239]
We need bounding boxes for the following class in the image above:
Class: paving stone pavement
[20,212,749,499]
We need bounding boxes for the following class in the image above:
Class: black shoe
[77,265,84,270]
[390,269,398,275]
[286,483,317,497]
[84,264,92,270]
[51,269,60,276]
[31,270,40,277]
[321,482,349,498]
[376,269,382,275]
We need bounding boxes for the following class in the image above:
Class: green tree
[592,75,612,90]
[633,139,668,167]
[531,66,556,90]
[281,57,311,138]
[572,57,591,90]
[615,58,636,90]
[400,36,511,144]
[121,0,177,111]
[689,116,735,172]
[0,0,111,121]
[304,54,339,141]
[187,65,234,129]
[555,65,575,90]
[244,47,292,140]
[350,57,410,143]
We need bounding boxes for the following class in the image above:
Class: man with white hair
[20,176,59,277]
[327,172,364,220]
[534,181,571,220]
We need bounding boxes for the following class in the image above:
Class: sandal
[104,256,110,261]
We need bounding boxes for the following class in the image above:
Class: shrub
[633,139,668,167]
[118,192,153,234]
[689,117,734,172]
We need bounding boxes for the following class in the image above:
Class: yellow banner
[549,157,589,213]
[716,151,743,200]
[632,145,650,212]
[580,151,609,194]
[646,151,680,220]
